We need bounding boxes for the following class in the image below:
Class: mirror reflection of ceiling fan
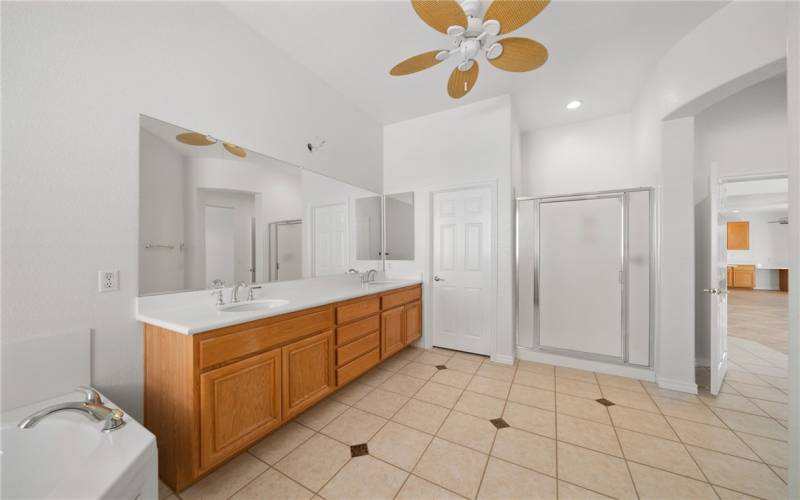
[390,0,550,99]
[175,132,247,158]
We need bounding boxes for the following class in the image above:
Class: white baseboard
[515,349,655,382]
[491,353,515,365]
[656,377,698,394]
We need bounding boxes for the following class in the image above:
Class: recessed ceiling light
[731,209,741,213]
[566,100,583,110]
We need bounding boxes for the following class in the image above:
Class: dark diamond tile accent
[595,398,615,407]
[350,443,369,457]
[490,418,510,429]
[436,365,448,370]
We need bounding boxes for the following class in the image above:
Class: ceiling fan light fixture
[457,59,475,72]
[447,25,466,37]
[566,100,583,110]
[486,42,503,60]
[435,50,451,61]
[482,19,501,36]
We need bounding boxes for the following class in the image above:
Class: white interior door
[708,164,729,395]
[204,205,235,286]
[431,186,493,355]
[313,203,348,277]
[276,222,302,281]
[539,197,623,358]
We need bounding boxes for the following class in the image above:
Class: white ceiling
[224,1,724,131]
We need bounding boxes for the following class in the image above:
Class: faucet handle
[102,408,126,432]
[76,386,103,405]
[211,279,225,289]
[247,285,262,301]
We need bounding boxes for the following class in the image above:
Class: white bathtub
[1,392,157,499]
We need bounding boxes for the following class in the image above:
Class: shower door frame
[515,187,656,367]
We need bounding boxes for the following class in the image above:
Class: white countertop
[136,274,422,335]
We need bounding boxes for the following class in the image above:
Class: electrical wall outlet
[98,270,119,292]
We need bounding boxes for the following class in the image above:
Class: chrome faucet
[231,281,248,303]
[18,386,126,432]
[362,269,378,284]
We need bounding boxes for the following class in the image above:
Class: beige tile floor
[728,289,788,354]
[160,337,789,500]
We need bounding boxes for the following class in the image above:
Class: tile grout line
[392,349,473,499]
[598,374,641,500]
[472,359,516,499]
[639,375,720,497]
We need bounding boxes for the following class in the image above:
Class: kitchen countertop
[136,274,422,335]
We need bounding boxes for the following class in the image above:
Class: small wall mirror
[139,115,383,295]
[384,192,415,260]
[355,196,383,260]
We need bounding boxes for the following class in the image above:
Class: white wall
[2,2,383,417]
[521,113,646,198]
[139,129,186,294]
[383,96,514,362]
[694,76,788,200]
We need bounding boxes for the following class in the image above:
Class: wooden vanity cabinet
[144,284,421,492]
[199,348,282,470]
[405,301,422,344]
[282,330,334,420]
[381,307,405,358]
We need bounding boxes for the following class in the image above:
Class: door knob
[434,276,445,282]
[703,288,719,295]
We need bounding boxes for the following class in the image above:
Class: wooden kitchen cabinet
[381,306,405,358]
[727,221,750,250]
[199,348,281,471]
[282,330,334,419]
[144,283,421,492]
[730,265,756,289]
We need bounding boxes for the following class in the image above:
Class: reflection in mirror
[301,170,383,277]
[355,196,382,260]
[139,115,383,296]
[385,192,415,260]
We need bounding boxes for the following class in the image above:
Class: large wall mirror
[384,192,415,260]
[139,115,383,295]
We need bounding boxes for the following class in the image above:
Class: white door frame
[310,201,349,277]
[427,180,498,358]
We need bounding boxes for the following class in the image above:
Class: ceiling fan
[390,0,550,99]
[175,132,247,158]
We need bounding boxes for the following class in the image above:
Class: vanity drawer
[336,314,379,345]
[337,347,380,386]
[199,308,333,370]
[381,286,421,310]
[336,297,380,324]
[336,331,379,366]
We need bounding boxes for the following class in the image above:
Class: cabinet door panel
[200,348,281,471]
[404,301,421,345]
[282,330,334,419]
[381,307,405,358]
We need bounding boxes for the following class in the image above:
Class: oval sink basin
[219,299,288,313]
